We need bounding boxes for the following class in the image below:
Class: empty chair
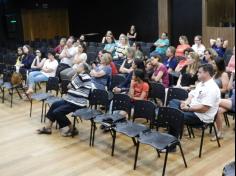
[87,46,97,53]
[148,82,166,106]
[110,100,156,156]
[133,107,187,176]
[109,74,126,91]
[87,52,97,64]
[71,89,110,146]
[30,77,60,122]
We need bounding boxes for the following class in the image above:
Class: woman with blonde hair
[175,35,191,57]
[176,52,200,90]
[90,53,112,90]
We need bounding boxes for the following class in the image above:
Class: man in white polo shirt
[169,63,221,125]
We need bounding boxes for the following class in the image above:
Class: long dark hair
[214,56,226,79]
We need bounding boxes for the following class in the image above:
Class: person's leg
[183,112,203,126]
[168,99,181,110]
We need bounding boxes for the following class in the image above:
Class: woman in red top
[129,69,149,101]
[175,36,191,57]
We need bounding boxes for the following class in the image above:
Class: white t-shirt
[192,44,206,58]
[60,46,77,66]
[72,53,88,71]
[189,78,221,123]
[41,59,59,77]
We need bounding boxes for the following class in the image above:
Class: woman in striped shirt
[37,63,93,137]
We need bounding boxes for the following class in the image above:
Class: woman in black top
[127,25,137,44]
[119,47,135,75]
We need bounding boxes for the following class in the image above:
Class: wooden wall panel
[158,0,170,37]
[21,9,69,41]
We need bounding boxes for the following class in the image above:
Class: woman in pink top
[150,55,169,88]
[175,36,190,57]
[226,46,235,73]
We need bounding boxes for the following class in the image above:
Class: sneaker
[211,132,224,141]
[61,127,79,137]
[160,147,177,153]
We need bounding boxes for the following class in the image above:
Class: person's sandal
[37,127,52,135]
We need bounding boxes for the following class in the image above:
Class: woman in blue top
[150,32,170,57]
[104,35,116,56]
[90,53,112,90]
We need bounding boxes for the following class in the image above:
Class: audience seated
[56,38,77,80]
[102,30,114,44]
[176,52,200,90]
[21,45,35,70]
[90,53,112,90]
[150,32,170,57]
[30,49,47,72]
[132,42,144,60]
[192,35,206,59]
[113,59,145,94]
[129,69,149,101]
[202,48,218,64]
[113,34,129,67]
[175,35,191,57]
[213,72,235,141]
[169,64,221,142]
[212,57,229,96]
[226,46,235,73]
[119,47,135,75]
[127,25,137,44]
[145,59,154,79]
[15,47,25,72]
[37,63,92,137]
[60,43,87,80]
[25,49,58,96]
[150,54,169,88]
[210,37,228,57]
[54,38,66,57]
[103,35,116,56]
[163,46,178,74]
[175,48,194,73]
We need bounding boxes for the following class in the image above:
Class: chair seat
[0,79,3,85]
[72,108,102,120]
[115,121,148,138]
[31,93,51,101]
[45,96,62,105]
[138,131,178,150]
[94,114,126,127]
[2,82,13,89]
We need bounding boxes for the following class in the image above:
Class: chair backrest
[109,74,126,91]
[60,79,71,96]
[156,107,184,138]
[46,77,60,95]
[148,82,166,106]
[112,94,132,117]
[87,52,97,64]
[133,100,156,122]
[89,89,110,110]
[166,87,188,106]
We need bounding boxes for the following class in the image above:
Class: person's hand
[113,87,121,93]
[181,105,189,112]
[180,101,186,109]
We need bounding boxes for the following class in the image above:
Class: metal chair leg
[199,128,205,158]
[162,148,169,176]
[178,143,188,168]
[212,123,221,147]
[134,141,140,170]
[10,88,13,108]
[111,130,116,156]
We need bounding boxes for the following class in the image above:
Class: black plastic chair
[148,82,166,106]
[71,89,110,146]
[166,87,188,106]
[111,100,156,156]
[186,115,221,158]
[87,52,97,64]
[30,77,59,122]
[109,74,126,91]
[60,79,70,97]
[134,107,187,176]
[93,94,132,150]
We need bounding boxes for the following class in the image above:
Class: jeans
[28,71,48,88]
[168,99,203,126]
[46,100,82,129]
